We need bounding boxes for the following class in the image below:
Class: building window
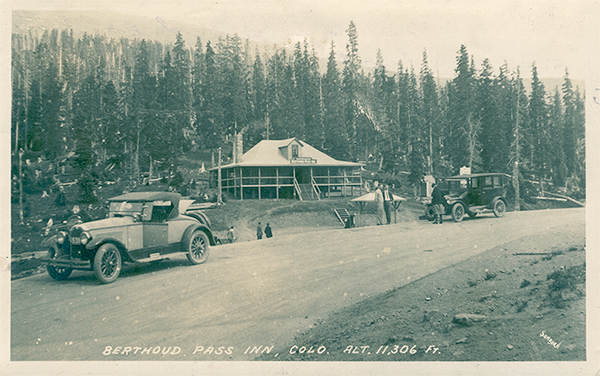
[292,145,299,158]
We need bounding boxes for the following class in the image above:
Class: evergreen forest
[11,22,586,203]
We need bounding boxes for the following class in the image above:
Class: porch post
[328,167,331,198]
[240,167,244,201]
[258,168,262,200]
[276,167,279,199]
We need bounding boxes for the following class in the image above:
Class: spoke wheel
[425,205,436,221]
[46,247,73,281]
[93,243,122,284]
[186,230,210,265]
[493,199,506,217]
[452,203,465,222]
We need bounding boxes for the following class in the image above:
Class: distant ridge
[13,10,584,91]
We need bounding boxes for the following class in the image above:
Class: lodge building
[209,138,363,200]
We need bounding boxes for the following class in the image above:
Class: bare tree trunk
[513,85,521,211]
[19,149,24,225]
[134,128,141,183]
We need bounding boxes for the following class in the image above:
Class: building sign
[291,157,317,164]
[460,166,471,175]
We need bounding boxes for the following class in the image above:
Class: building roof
[446,173,512,180]
[211,138,363,169]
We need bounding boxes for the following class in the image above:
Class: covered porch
[213,165,363,200]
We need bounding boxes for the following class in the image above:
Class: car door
[481,175,497,206]
[467,177,482,206]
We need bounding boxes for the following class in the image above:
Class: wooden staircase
[333,208,355,228]
[298,183,319,200]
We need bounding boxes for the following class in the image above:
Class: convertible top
[108,191,181,203]
[108,192,182,220]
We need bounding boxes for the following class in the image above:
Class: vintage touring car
[42,192,215,283]
[424,173,510,222]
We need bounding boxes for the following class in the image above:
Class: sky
[100,0,598,80]
[3,0,598,79]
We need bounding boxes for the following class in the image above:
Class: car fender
[185,211,212,229]
[181,224,215,251]
[86,237,127,252]
[42,235,59,248]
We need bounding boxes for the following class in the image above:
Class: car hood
[71,216,136,232]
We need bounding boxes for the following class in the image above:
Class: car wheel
[424,205,436,221]
[493,199,506,218]
[46,247,73,281]
[93,243,122,284]
[186,230,210,265]
[452,203,465,222]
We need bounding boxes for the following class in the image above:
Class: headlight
[57,231,67,245]
[80,232,92,245]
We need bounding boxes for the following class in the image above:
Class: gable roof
[212,138,362,168]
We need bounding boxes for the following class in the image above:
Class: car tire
[452,203,465,222]
[93,243,122,284]
[425,205,436,221]
[46,247,73,281]
[493,198,506,218]
[186,230,210,265]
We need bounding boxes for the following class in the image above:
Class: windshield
[109,201,144,217]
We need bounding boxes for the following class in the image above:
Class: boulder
[452,313,488,326]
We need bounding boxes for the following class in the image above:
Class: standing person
[265,223,273,238]
[257,222,263,240]
[431,182,445,224]
[374,185,385,225]
[383,185,393,224]
[227,226,236,243]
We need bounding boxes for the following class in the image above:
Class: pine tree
[342,21,363,160]
[419,50,440,175]
[322,41,349,160]
[447,45,478,172]
[548,86,567,186]
[477,59,502,172]
[527,63,550,182]
[198,40,224,149]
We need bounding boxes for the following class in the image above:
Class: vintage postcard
[2,0,599,375]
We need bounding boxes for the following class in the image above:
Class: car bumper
[42,257,92,271]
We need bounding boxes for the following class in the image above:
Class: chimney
[235,133,243,163]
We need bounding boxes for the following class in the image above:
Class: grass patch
[544,263,586,309]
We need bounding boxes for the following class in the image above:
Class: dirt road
[10,208,584,361]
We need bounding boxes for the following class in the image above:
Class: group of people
[374,184,395,225]
[225,222,274,243]
[256,222,273,240]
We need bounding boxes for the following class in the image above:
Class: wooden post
[19,149,24,225]
[276,167,279,199]
[217,148,223,204]
[328,167,331,198]
[258,168,261,200]
[240,167,244,201]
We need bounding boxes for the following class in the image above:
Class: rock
[452,313,488,326]
[456,338,467,344]
[425,297,432,301]
[507,344,514,350]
